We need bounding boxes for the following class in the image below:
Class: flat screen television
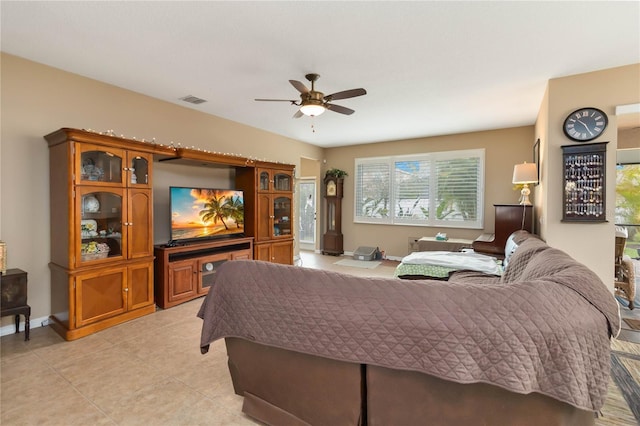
[169,186,244,243]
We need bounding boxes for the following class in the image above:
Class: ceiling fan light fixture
[256,73,366,118]
[300,103,326,117]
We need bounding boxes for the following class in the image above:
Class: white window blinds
[354,149,484,228]
[355,160,390,221]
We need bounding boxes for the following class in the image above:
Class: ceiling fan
[255,73,366,118]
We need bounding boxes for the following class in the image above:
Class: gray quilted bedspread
[198,242,619,411]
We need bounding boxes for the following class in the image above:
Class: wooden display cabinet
[561,142,608,222]
[237,164,295,264]
[45,128,157,340]
[154,237,253,309]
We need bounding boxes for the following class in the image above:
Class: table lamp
[512,162,538,205]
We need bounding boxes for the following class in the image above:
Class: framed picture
[533,138,540,182]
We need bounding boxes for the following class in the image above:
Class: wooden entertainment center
[154,237,253,309]
[45,128,295,340]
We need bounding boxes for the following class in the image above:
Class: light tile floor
[1,251,637,425]
[1,299,255,425]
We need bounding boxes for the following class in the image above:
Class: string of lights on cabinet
[81,128,289,165]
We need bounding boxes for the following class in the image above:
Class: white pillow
[503,234,519,269]
[401,251,502,276]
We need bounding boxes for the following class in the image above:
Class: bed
[198,232,620,425]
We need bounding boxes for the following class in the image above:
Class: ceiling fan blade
[255,98,299,103]
[326,104,355,115]
[325,88,367,101]
[289,80,310,94]
[292,110,304,119]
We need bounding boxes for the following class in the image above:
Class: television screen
[170,186,244,242]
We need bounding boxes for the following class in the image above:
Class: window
[616,162,640,258]
[355,149,484,228]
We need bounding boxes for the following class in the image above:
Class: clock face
[563,107,608,142]
[327,181,337,196]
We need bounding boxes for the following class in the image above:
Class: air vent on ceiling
[180,95,207,105]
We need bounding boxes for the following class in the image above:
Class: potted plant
[325,168,348,179]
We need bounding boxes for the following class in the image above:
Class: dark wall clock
[563,107,608,142]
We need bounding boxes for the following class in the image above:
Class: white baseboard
[0,315,49,337]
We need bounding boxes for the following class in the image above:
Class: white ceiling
[1,1,639,148]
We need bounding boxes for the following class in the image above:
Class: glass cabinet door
[77,188,125,266]
[273,195,292,238]
[273,171,292,191]
[198,254,228,293]
[77,143,124,186]
[258,169,292,192]
[128,152,151,187]
[561,143,607,222]
[259,170,270,191]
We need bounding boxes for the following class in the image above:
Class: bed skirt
[224,338,595,426]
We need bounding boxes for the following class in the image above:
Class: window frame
[354,149,485,229]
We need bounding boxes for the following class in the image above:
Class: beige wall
[321,126,535,257]
[0,53,323,326]
[535,64,640,287]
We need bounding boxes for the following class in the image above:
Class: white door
[298,179,316,248]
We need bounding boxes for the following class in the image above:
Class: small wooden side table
[1,268,30,340]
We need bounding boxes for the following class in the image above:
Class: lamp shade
[512,162,538,184]
[300,103,326,117]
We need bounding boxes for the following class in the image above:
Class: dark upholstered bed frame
[225,337,595,426]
